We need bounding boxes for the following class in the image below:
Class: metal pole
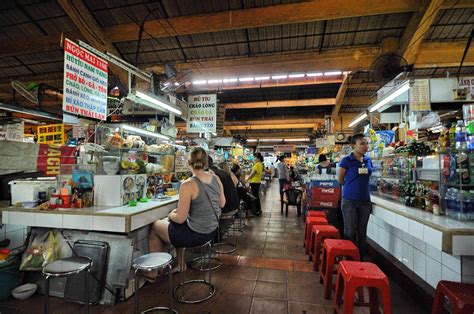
[134,269,139,314]
[168,264,173,314]
[85,268,90,314]
[44,275,50,314]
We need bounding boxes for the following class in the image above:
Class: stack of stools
[432,280,474,314]
[309,225,340,271]
[333,260,392,314]
[319,239,360,299]
[306,210,326,218]
[304,216,328,255]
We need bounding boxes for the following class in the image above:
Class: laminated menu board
[38,124,65,145]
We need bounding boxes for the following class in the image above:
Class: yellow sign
[38,124,65,145]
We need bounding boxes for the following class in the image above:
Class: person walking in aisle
[337,134,373,259]
[246,153,264,215]
[276,155,288,200]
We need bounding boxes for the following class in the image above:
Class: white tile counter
[0,195,178,233]
[369,193,474,288]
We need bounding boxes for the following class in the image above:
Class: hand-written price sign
[38,124,65,145]
[63,38,108,120]
[187,94,217,133]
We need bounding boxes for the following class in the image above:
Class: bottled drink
[449,123,457,151]
[455,120,468,151]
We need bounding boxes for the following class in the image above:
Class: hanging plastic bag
[20,231,60,271]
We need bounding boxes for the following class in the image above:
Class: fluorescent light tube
[239,77,254,82]
[288,73,305,78]
[0,103,62,121]
[122,124,170,140]
[324,71,342,76]
[285,138,309,142]
[222,78,238,83]
[369,81,410,113]
[348,113,368,128]
[247,139,258,142]
[306,72,323,77]
[192,80,207,85]
[255,76,270,81]
[207,79,219,84]
[135,91,182,115]
[271,75,287,80]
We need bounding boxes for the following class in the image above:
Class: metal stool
[211,217,238,254]
[228,200,246,236]
[42,256,92,314]
[173,241,216,303]
[188,240,222,272]
[132,253,177,314]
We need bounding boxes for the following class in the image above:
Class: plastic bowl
[21,201,37,208]
[12,283,37,300]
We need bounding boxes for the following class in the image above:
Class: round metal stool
[228,201,246,236]
[211,218,237,254]
[173,241,216,304]
[132,253,177,314]
[42,256,92,314]
[188,240,222,271]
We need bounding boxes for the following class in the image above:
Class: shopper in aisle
[276,155,288,200]
[246,153,264,215]
[209,157,240,240]
[146,147,225,278]
[337,134,373,259]
[317,154,336,174]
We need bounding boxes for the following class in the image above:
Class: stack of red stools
[304,216,328,254]
[308,225,340,271]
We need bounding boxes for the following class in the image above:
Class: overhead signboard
[186,94,217,133]
[63,38,108,120]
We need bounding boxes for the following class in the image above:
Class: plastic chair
[334,261,392,314]
[281,188,303,217]
[132,253,177,314]
[308,225,340,270]
[319,239,360,299]
[304,216,328,254]
[432,281,474,314]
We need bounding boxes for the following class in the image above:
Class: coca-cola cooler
[306,180,343,233]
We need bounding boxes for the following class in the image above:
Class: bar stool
[228,200,246,237]
[132,252,177,314]
[320,239,360,299]
[308,224,340,270]
[188,240,222,271]
[304,216,328,254]
[42,256,92,314]
[432,281,474,314]
[212,214,238,255]
[307,210,326,218]
[174,240,216,304]
[334,261,392,314]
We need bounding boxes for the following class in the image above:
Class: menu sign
[6,121,24,142]
[410,79,431,112]
[63,38,108,120]
[187,94,217,133]
[38,124,65,145]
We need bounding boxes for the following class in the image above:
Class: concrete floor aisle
[0,179,427,313]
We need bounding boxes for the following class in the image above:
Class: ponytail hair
[348,133,365,145]
[189,147,207,170]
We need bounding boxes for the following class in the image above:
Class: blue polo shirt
[338,153,373,201]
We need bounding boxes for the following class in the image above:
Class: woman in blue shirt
[337,133,373,259]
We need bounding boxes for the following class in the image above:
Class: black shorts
[168,221,215,248]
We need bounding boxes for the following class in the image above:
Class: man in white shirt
[276,156,288,200]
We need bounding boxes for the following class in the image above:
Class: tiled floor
[0,179,428,313]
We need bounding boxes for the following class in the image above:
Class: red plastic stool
[432,281,474,314]
[334,261,392,314]
[307,211,326,218]
[309,225,340,270]
[320,239,360,299]
[304,217,328,254]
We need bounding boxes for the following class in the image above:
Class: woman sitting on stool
[147,147,225,279]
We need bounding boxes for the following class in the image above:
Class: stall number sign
[63,38,108,120]
[186,94,217,133]
[38,124,65,145]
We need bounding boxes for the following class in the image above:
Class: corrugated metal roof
[0,57,22,68]
[17,50,63,65]
[27,62,63,74]
[85,0,303,27]
[346,88,377,97]
[0,66,32,78]
[426,8,473,41]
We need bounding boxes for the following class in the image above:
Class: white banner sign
[6,121,24,142]
[63,38,108,120]
[410,79,431,112]
[186,94,217,133]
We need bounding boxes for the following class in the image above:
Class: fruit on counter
[145,144,175,154]
[105,132,123,148]
[121,160,140,171]
[145,163,165,174]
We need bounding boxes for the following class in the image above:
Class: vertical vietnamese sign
[186,94,217,133]
[63,38,108,120]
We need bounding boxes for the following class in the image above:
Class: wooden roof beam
[331,74,349,120]
[58,0,129,89]
[399,0,444,64]
[224,98,336,109]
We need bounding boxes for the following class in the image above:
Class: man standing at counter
[337,134,373,259]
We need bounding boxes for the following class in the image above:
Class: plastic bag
[20,231,60,271]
